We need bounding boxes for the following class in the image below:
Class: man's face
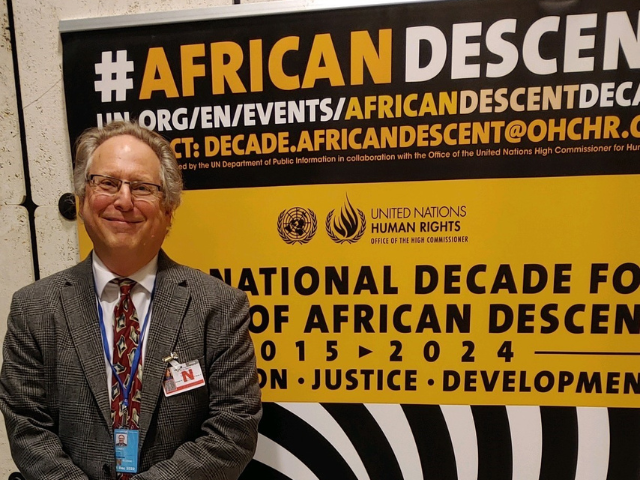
[79,135,171,264]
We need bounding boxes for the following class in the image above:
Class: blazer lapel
[138,253,190,448]
[61,257,112,429]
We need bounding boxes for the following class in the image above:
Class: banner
[62,0,640,478]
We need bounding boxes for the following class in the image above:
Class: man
[116,435,128,447]
[0,121,261,480]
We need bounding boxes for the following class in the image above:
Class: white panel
[0,2,27,476]
[254,433,320,480]
[0,205,35,345]
[0,0,25,206]
[34,206,79,278]
[506,406,542,480]
[61,0,437,31]
[440,405,478,480]
[0,205,34,477]
[365,403,424,480]
[279,402,370,480]
[13,0,73,208]
[575,407,610,480]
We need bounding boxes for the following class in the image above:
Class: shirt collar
[92,252,159,298]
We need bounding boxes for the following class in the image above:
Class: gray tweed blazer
[0,251,261,480]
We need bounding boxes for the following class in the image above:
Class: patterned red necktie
[111,279,143,480]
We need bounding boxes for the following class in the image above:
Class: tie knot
[113,278,136,295]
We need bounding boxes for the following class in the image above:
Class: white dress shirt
[92,252,158,392]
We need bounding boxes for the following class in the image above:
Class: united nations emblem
[277,207,318,244]
[326,195,366,244]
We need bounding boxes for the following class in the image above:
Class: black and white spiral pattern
[240,403,640,480]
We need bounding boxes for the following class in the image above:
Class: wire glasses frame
[86,174,163,198]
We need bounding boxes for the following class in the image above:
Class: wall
[0,0,275,475]
[1,0,31,470]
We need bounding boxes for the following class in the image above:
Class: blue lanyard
[96,278,156,413]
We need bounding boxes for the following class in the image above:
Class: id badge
[163,359,205,397]
[114,428,139,474]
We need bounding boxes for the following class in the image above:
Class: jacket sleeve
[0,294,90,480]
[133,287,262,480]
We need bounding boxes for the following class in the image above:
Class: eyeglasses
[87,174,163,198]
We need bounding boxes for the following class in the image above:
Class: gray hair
[73,121,183,211]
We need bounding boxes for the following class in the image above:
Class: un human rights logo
[277,207,318,244]
[326,195,366,244]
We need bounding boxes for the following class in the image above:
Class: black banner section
[472,406,513,480]
[62,0,640,190]
[249,403,635,479]
[323,403,405,480]
[402,404,458,480]
[606,408,640,480]
[539,407,579,480]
